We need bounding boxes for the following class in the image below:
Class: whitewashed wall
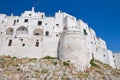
[113,53,120,69]
[0,8,119,70]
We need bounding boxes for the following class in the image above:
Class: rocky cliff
[0,55,120,80]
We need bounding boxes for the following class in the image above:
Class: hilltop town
[0,7,120,71]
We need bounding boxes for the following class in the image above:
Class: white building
[0,7,119,71]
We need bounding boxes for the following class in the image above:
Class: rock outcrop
[0,55,120,80]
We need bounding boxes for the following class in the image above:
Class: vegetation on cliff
[0,55,120,80]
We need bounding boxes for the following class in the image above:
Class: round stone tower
[58,30,90,71]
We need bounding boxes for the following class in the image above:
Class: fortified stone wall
[58,31,90,71]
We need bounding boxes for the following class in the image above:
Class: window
[104,55,105,57]
[35,42,39,47]
[16,26,28,34]
[21,39,23,41]
[6,28,14,35]
[37,40,39,41]
[83,29,88,35]
[34,33,39,35]
[45,23,47,25]
[56,24,59,26]
[1,32,2,34]
[17,19,19,22]
[8,40,12,46]
[14,20,16,25]
[41,15,43,18]
[33,28,43,36]
[113,55,114,57]
[45,31,49,36]
[22,44,25,47]
[24,19,28,22]
[56,34,58,37]
[38,21,42,26]
[29,14,31,16]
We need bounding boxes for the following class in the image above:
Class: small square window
[24,19,28,22]
[29,14,31,16]
[56,24,59,26]
[21,39,23,41]
[38,21,42,25]
[45,31,49,36]
[22,44,25,47]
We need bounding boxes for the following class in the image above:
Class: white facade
[113,53,120,69]
[0,7,119,71]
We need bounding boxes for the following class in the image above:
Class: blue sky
[0,0,120,52]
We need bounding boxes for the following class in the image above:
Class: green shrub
[63,61,69,66]
[90,59,98,67]
[12,56,17,60]
[53,61,57,65]
[42,56,56,59]
[28,58,37,62]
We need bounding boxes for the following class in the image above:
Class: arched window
[83,29,88,35]
[33,28,43,36]
[16,26,28,35]
[6,28,14,35]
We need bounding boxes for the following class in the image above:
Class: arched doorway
[33,28,43,36]
[16,26,28,35]
[6,28,14,35]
